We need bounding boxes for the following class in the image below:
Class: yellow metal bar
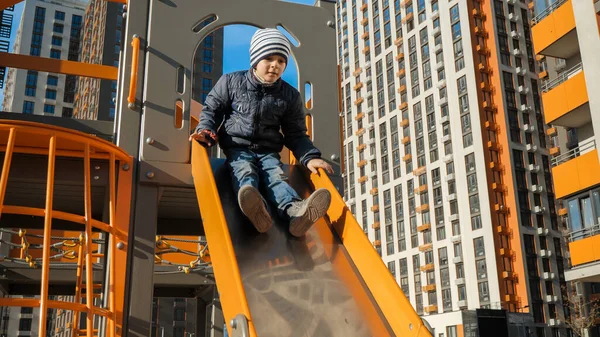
[0,52,118,80]
[72,240,85,337]
[38,135,56,337]
[0,128,15,217]
[0,298,111,317]
[1,206,126,239]
[308,169,431,337]
[0,145,114,159]
[113,159,133,337]
[83,144,94,337]
[191,142,256,337]
[128,36,140,105]
[108,153,116,337]
[0,121,130,161]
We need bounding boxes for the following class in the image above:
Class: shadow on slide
[191,142,432,337]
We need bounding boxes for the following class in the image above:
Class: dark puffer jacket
[195,70,321,166]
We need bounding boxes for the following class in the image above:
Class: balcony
[422,284,436,292]
[419,243,433,252]
[415,184,428,194]
[417,223,431,232]
[424,305,438,314]
[413,166,426,176]
[542,63,590,127]
[416,204,429,213]
[551,140,600,199]
[531,0,578,59]
[566,224,600,263]
[420,263,435,272]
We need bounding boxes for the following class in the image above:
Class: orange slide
[191,141,432,337]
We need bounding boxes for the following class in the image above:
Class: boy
[190,28,334,237]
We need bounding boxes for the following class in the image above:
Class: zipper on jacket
[252,88,265,140]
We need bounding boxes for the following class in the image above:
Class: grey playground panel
[141,0,341,166]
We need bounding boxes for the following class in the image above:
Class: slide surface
[191,142,431,337]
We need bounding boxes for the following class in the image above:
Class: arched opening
[191,23,302,158]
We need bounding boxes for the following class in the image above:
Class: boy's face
[255,55,287,82]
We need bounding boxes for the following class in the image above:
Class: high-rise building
[192,18,224,105]
[531,0,600,336]
[336,0,567,335]
[72,0,122,120]
[2,0,86,117]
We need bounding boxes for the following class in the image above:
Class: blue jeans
[225,148,302,220]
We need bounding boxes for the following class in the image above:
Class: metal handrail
[542,62,582,93]
[567,224,600,242]
[551,139,595,166]
[532,0,568,25]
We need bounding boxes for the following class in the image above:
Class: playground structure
[0,0,433,336]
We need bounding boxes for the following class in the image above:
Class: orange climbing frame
[0,120,133,337]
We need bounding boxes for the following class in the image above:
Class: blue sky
[0,0,315,107]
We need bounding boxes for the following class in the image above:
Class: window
[472,215,482,230]
[202,63,213,73]
[174,307,185,321]
[202,78,213,91]
[203,49,213,62]
[465,153,476,172]
[19,318,32,331]
[51,36,62,46]
[55,10,65,20]
[43,104,55,114]
[47,75,58,86]
[474,237,485,257]
[438,247,448,265]
[25,71,38,96]
[204,34,214,48]
[50,49,61,59]
[45,89,57,100]
[447,326,458,337]
[476,259,487,279]
[63,107,73,118]
[388,261,396,277]
[478,281,490,302]
[53,23,63,33]
[23,101,34,114]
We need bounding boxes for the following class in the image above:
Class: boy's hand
[189,129,217,147]
[307,158,334,175]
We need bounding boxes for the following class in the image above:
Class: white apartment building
[2,0,87,117]
[337,0,568,336]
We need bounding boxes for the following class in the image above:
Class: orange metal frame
[0,52,118,80]
[0,121,132,337]
[128,36,141,106]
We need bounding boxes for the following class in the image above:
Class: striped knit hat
[249,28,291,68]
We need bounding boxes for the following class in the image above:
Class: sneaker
[287,188,331,237]
[238,185,272,233]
